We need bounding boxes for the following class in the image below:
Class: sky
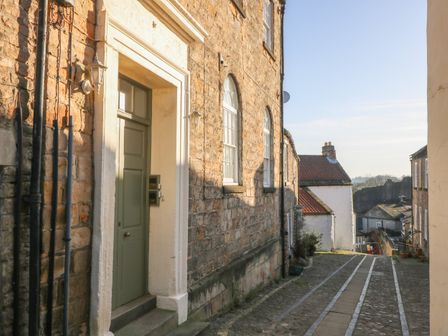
[283,0,428,178]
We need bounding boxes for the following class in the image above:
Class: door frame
[90,11,197,335]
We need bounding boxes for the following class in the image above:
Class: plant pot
[289,264,304,276]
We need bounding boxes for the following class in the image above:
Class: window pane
[224,77,239,109]
[264,0,273,50]
[223,76,239,183]
[134,86,148,119]
[264,158,270,187]
[231,113,237,146]
[118,79,133,112]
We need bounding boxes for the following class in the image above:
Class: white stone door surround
[90,1,206,335]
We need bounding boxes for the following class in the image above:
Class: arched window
[223,76,240,184]
[263,109,272,187]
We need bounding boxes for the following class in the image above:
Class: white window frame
[417,159,422,188]
[413,161,418,188]
[424,158,429,189]
[263,109,272,187]
[419,205,422,242]
[283,143,288,184]
[263,0,274,51]
[223,77,239,185]
[424,208,428,241]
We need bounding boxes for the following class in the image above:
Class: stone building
[299,142,355,250]
[360,204,411,234]
[0,0,292,335]
[283,129,300,255]
[410,145,429,256]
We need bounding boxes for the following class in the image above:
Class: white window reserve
[223,77,240,184]
[263,109,272,187]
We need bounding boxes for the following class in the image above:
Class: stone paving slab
[313,257,374,336]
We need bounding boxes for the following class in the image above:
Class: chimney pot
[322,142,337,160]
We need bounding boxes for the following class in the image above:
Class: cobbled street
[202,254,429,336]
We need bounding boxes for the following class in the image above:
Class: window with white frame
[419,205,422,237]
[413,161,418,188]
[287,212,294,253]
[413,205,418,229]
[424,208,428,241]
[283,143,288,184]
[424,158,428,189]
[223,76,240,184]
[417,159,422,188]
[263,0,274,51]
[263,109,272,187]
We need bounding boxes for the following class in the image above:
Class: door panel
[113,117,149,309]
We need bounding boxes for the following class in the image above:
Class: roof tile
[299,188,332,215]
[299,155,351,186]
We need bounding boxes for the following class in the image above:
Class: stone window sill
[263,187,276,193]
[223,185,246,194]
[263,42,276,61]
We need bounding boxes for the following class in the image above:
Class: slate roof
[299,155,352,187]
[410,145,427,160]
[299,187,333,216]
[364,204,412,220]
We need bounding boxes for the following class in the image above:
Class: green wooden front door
[113,77,151,309]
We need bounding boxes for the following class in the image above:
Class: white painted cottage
[299,187,335,251]
[299,142,355,250]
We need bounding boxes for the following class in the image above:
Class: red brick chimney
[322,141,337,160]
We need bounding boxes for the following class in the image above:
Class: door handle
[124,232,131,238]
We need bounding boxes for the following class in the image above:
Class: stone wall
[179,0,285,316]
[1,0,289,330]
[0,1,94,334]
[284,131,299,258]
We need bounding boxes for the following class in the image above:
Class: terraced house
[0,0,293,335]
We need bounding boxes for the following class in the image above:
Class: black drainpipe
[29,0,49,334]
[13,90,23,335]
[279,0,287,278]
[45,120,58,336]
[63,115,74,336]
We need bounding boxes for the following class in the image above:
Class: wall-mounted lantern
[74,56,107,95]
[88,56,107,92]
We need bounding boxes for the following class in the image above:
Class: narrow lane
[203,254,428,336]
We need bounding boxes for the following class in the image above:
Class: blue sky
[283,0,427,178]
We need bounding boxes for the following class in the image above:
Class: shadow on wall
[0,0,34,334]
[0,4,97,335]
[186,161,298,318]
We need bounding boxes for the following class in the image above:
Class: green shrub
[302,232,322,257]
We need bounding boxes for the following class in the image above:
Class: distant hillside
[352,175,400,193]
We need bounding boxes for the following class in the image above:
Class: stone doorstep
[111,294,157,332]
[114,308,177,336]
[167,321,210,336]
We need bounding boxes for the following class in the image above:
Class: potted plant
[302,232,322,257]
